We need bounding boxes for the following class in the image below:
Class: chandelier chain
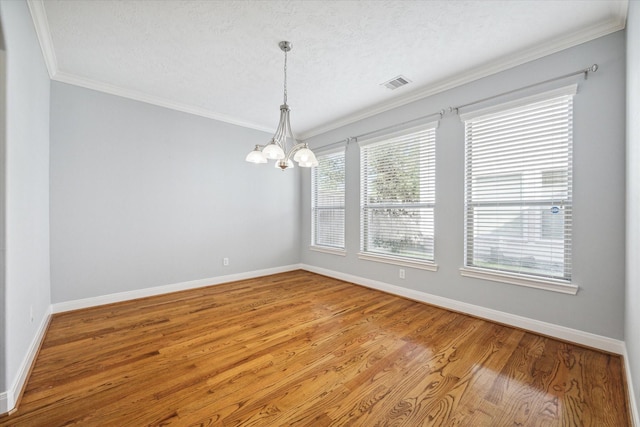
[283,49,288,105]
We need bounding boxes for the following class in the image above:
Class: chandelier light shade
[245,145,268,163]
[245,41,318,171]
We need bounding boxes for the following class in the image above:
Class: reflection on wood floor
[0,270,631,426]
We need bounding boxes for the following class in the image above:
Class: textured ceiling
[29,0,627,138]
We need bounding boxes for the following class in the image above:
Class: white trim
[356,121,439,148]
[314,145,347,156]
[0,306,52,415]
[300,264,624,354]
[358,253,438,272]
[623,344,640,426]
[3,265,298,414]
[459,84,578,121]
[299,17,626,140]
[25,1,625,140]
[26,0,276,134]
[460,267,579,295]
[51,264,301,313]
[0,392,6,415]
[26,0,625,140]
[26,0,57,79]
[309,246,347,256]
[0,266,631,417]
[51,71,276,134]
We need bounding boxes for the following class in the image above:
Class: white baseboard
[301,264,626,355]
[623,344,640,426]
[6,265,632,420]
[51,264,302,313]
[2,265,301,415]
[302,263,639,422]
[0,306,52,415]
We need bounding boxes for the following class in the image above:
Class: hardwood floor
[0,270,630,426]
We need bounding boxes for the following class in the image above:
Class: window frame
[459,85,578,294]
[358,122,438,271]
[310,146,346,256]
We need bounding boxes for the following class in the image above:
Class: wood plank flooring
[0,270,630,426]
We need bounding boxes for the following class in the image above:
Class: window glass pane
[360,125,436,262]
[464,92,573,281]
[312,150,345,249]
[362,207,434,260]
[314,208,345,248]
[469,205,567,277]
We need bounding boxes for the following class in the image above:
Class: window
[461,85,576,290]
[359,123,437,268]
[311,148,345,252]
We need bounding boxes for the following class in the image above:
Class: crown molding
[26,0,275,134]
[614,0,631,27]
[299,15,627,140]
[27,0,57,78]
[26,0,627,139]
[52,70,275,133]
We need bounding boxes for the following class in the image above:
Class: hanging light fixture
[245,41,318,171]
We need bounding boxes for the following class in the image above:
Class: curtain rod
[314,64,597,150]
[450,64,598,114]
[315,109,445,151]
[353,109,445,142]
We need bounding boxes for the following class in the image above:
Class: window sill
[358,253,438,271]
[459,267,578,295]
[309,246,347,256]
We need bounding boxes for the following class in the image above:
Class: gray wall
[626,0,640,416]
[50,82,300,303]
[301,31,626,340]
[0,0,51,394]
[1,0,634,416]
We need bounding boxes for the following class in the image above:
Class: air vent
[381,75,412,90]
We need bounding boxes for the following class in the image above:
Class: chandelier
[245,41,318,170]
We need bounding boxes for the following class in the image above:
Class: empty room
[1,0,639,425]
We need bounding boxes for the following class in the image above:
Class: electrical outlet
[399,269,405,279]
[223,257,229,266]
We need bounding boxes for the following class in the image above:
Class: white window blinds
[360,123,436,262]
[462,86,575,282]
[312,148,345,249]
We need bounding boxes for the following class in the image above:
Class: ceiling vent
[381,75,412,90]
